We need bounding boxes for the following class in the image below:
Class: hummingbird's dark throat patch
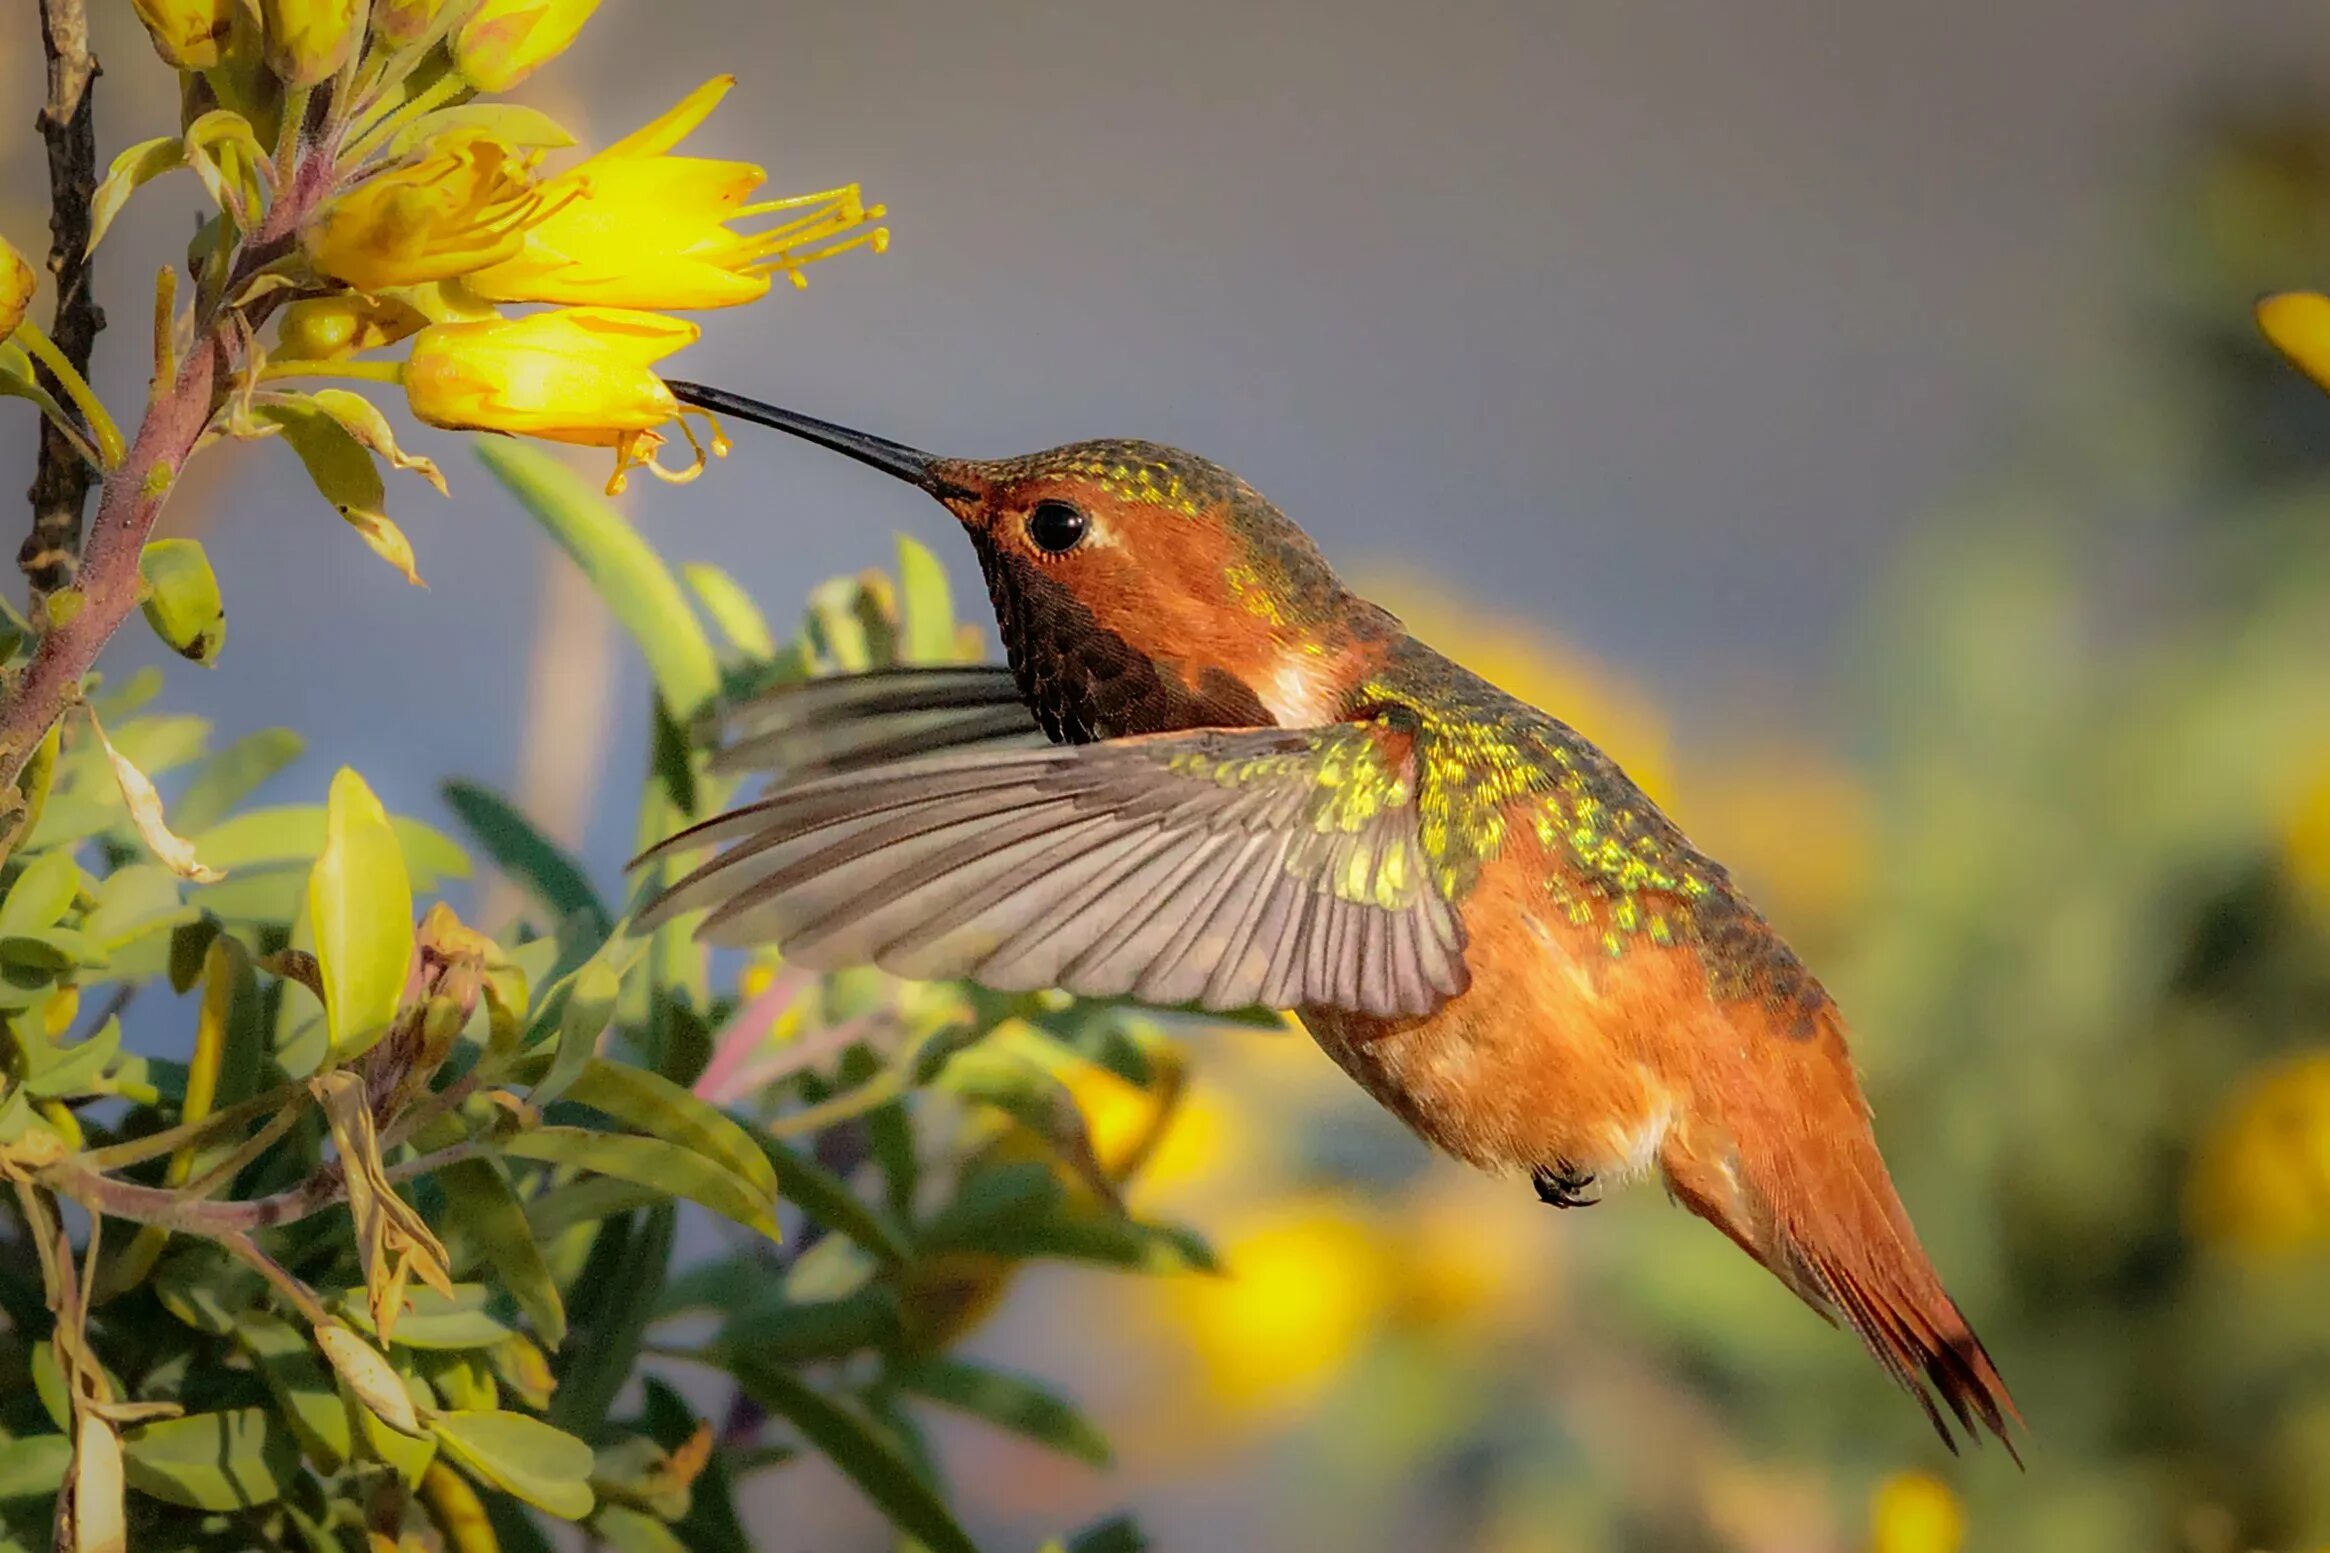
[969,536,1275,742]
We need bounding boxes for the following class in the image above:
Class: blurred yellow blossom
[1386,1176,1557,1337]
[259,0,361,88]
[302,130,547,293]
[402,307,718,490]
[1680,741,1875,939]
[1364,578,1676,804]
[469,76,888,309]
[454,0,602,92]
[277,294,430,360]
[129,0,233,69]
[0,237,32,342]
[1869,1471,1964,1553]
[1159,1198,1391,1420]
[2258,291,2330,393]
[2189,1052,2330,1253]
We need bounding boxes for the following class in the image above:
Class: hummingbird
[643,380,2020,1453]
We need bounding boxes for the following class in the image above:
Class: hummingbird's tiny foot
[1532,1161,1600,1208]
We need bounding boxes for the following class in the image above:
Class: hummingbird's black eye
[1026,500,1089,554]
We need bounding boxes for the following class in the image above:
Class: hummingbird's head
[671,384,1399,736]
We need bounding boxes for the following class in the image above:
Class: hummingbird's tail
[1658,1011,2022,1458]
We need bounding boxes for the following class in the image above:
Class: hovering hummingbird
[643,380,2019,1453]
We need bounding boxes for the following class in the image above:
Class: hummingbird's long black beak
[667,381,978,502]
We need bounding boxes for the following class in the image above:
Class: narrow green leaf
[552,1207,673,1435]
[592,1505,691,1553]
[441,779,611,939]
[308,768,413,1059]
[722,1355,978,1553]
[121,1408,296,1509]
[897,535,957,664]
[335,1283,510,1349]
[684,563,777,660]
[0,1432,68,1501]
[524,1175,670,1241]
[235,1313,354,1472]
[257,394,425,584]
[173,728,304,835]
[138,537,226,665]
[477,441,719,716]
[23,1015,120,1099]
[439,1157,567,1347]
[0,849,81,932]
[894,1357,1112,1467]
[83,863,194,950]
[502,1127,776,1240]
[529,959,622,1109]
[430,1410,596,1521]
[192,806,469,888]
[561,1057,778,1204]
[759,1137,912,1266]
[717,1287,900,1360]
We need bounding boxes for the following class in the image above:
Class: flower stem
[255,358,405,385]
[341,71,467,170]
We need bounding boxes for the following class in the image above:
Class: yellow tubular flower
[0,238,34,343]
[260,0,361,87]
[278,295,430,359]
[371,0,452,47]
[130,0,234,69]
[302,131,545,293]
[2258,292,2330,393]
[402,307,724,491]
[466,76,888,309]
[453,0,601,93]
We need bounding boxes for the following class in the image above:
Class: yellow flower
[2259,292,2330,393]
[370,0,452,47]
[1870,1472,1964,1553]
[2189,1051,2330,1254]
[260,0,361,88]
[453,0,601,93]
[402,307,722,491]
[467,77,888,310]
[277,294,429,360]
[129,0,234,69]
[302,130,545,293]
[1158,1199,1390,1420]
[0,237,34,343]
[2289,753,2330,918]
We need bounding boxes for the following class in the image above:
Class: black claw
[1532,1162,1601,1208]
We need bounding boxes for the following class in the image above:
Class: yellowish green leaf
[138,538,226,665]
[307,768,412,1058]
[120,1408,295,1510]
[87,136,182,256]
[431,1410,596,1521]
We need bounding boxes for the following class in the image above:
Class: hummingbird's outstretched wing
[711,666,1045,782]
[639,721,1468,1018]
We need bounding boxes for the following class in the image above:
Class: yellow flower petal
[0,237,35,343]
[2258,292,2330,393]
[403,308,695,449]
[590,75,735,164]
[260,0,361,88]
[302,131,543,294]
[453,0,601,93]
[129,0,233,69]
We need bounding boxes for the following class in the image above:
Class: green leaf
[235,1313,354,1473]
[173,728,305,835]
[256,395,425,585]
[592,1505,691,1553]
[87,134,182,254]
[560,1057,778,1207]
[83,863,194,950]
[335,1283,510,1349]
[552,1206,673,1435]
[439,1157,567,1347]
[683,563,778,660]
[430,1410,596,1521]
[0,849,81,933]
[22,1015,120,1099]
[121,1408,297,1509]
[524,1174,669,1241]
[716,1287,899,1361]
[1064,1514,1149,1553]
[0,1432,68,1501]
[138,537,226,665]
[528,959,623,1109]
[308,768,414,1059]
[894,1357,1112,1467]
[759,1137,912,1266]
[502,1127,777,1240]
[442,779,611,939]
[191,805,468,888]
[477,441,718,716]
[897,535,958,664]
[721,1355,978,1553]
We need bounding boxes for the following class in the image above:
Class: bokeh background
[12,2,2330,1549]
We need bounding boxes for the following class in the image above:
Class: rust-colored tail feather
[1662,1064,2022,1458]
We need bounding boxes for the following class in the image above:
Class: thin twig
[24,0,104,604]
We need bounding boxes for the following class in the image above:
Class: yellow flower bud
[370,0,451,48]
[277,294,429,359]
[129,0,235,69]
[403,306,720,490]
[2259,292,2330,395]
[467,76,888,310]
[453,0,601,93]
[302,130,543,293]
[259,0,361,87]
[2189,1051,2330,1253]
[0,237,35,343]
[1871,1472,1965,1553]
